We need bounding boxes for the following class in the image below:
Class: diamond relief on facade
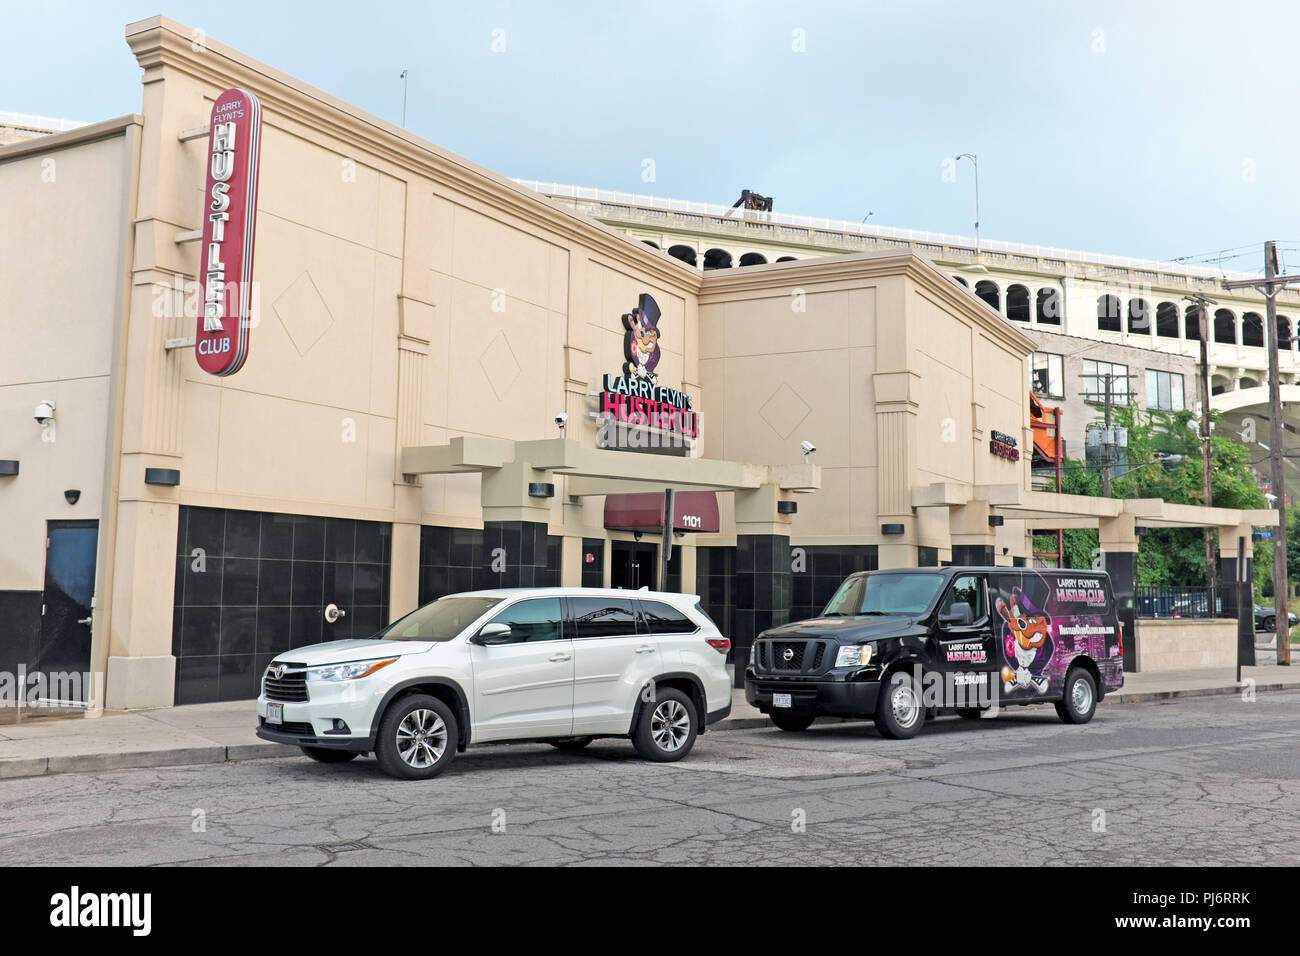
[759,382,812,439]
[273,271,335,356]
[480,331,522,400]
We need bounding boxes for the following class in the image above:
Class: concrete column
[950,500,996,566]
[1218,523,1256,668]
[105,499,179,709]
[479,459,555,588]
[561,535,582,587]
[388,521,420,622]
[1100,514,1138,672]
[731,484,794,687]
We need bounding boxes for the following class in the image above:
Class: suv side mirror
[938,604,974,628]
[473,623,513,646]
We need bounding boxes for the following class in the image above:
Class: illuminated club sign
[196,87,263,376]
[595,294,701,454]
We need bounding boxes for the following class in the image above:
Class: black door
[39,520,98,702]
[611,541,658,590]
[930,573,998,708]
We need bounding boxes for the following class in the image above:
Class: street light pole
[399,69,409,128]
[955,153,980,256]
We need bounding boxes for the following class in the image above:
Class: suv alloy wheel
[632,687,698,761]
[376,693,459,780]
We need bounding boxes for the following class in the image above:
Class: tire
[1263,616,1276,632]
[955,708,982,720]
[769,712,816,732]
[549,737,594,751]
[300,746,358,763]
[375,694,458,780]
[632,688,698,762]
[1055,668,1098,725]
[874,671,926,739]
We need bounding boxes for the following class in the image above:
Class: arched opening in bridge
[1240,376,1261,389]
[1006,284,1031,322]
[1128,298,1151,334]
[1280,315,1293,350]
[776,256,797,263]
[1185,304,1203,341]
[1036,288,1061,325]
[738,252,768,267]
[641,240,659,249]
[1214,309,1237,345]
[703,248,733,270]
[952,275,969,287]
[1097,295,1122,332]
[1156,302,1179,338]
[975,280,1000,311]
[1242,312,1264,348]
[667,245,697,267]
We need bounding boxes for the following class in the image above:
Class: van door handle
[635,645,656,654]
[548,653,572,662]
[77,617,93,626]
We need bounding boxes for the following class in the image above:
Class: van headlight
[305,658,397,682]
[835,644,873,668]
[749,643,757,666]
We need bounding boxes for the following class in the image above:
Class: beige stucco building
[0,16,1272,711]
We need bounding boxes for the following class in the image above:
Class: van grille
[263,665,309,702]
[755,639,829,677]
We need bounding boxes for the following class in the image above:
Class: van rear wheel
[874,671,926,739]
[1055,668,1098,724]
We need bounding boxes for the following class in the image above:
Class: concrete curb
[2,681,1297,779]
[712,681,1300,731]
[0,741,298,781]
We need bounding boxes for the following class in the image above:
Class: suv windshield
[823,573,945,617]
[373,595,504,642]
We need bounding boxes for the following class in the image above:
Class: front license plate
[772,693,792,708]
[266,702,283,725]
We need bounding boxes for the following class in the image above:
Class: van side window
[485,598,564,643]
[567,597,638,639]
[941,575,987,624]
[638,600,697,635]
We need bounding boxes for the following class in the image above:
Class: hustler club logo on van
[196,87,263,377]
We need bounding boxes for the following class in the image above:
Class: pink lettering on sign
[196,87,262,376]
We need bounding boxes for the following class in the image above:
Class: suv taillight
[706,638,731,654]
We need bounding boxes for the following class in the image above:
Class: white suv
[255,587,733,779]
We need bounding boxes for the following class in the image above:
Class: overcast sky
[8,0,1300,270]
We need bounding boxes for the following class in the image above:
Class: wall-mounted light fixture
[988,515,1005,527]
[64,489,81,505]
[881,523,905,535]
[527,482,555,498]
[0,460,17,477]
[777,500,798,515]
[145,468,181,486]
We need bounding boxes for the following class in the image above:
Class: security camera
[800,440,816,464]
[34,401,55,426]
[554,412,568,437]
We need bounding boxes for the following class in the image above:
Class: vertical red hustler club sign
[196,88,262,376]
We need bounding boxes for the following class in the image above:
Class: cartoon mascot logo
[622,294,662,384]
[996,579,1054,695]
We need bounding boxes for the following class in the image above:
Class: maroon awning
[604,492,720,533]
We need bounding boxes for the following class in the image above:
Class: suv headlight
[835,644,873,668]
[305,658,397,682]
[749,643,757,667]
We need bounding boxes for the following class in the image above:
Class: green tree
[1047,406,1267,586]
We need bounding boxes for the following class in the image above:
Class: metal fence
[1135,586,1220,619]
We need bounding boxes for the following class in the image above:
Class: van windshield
[372,596,503,642]
[823,573,945,617]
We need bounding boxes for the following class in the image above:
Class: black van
[744,567,1124,739]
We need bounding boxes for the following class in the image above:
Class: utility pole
[1223,241,1298,665]
[1086,370,1131,496]
[1187,292,1217,604]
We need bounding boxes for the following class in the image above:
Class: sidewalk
[3,657,1298,780]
